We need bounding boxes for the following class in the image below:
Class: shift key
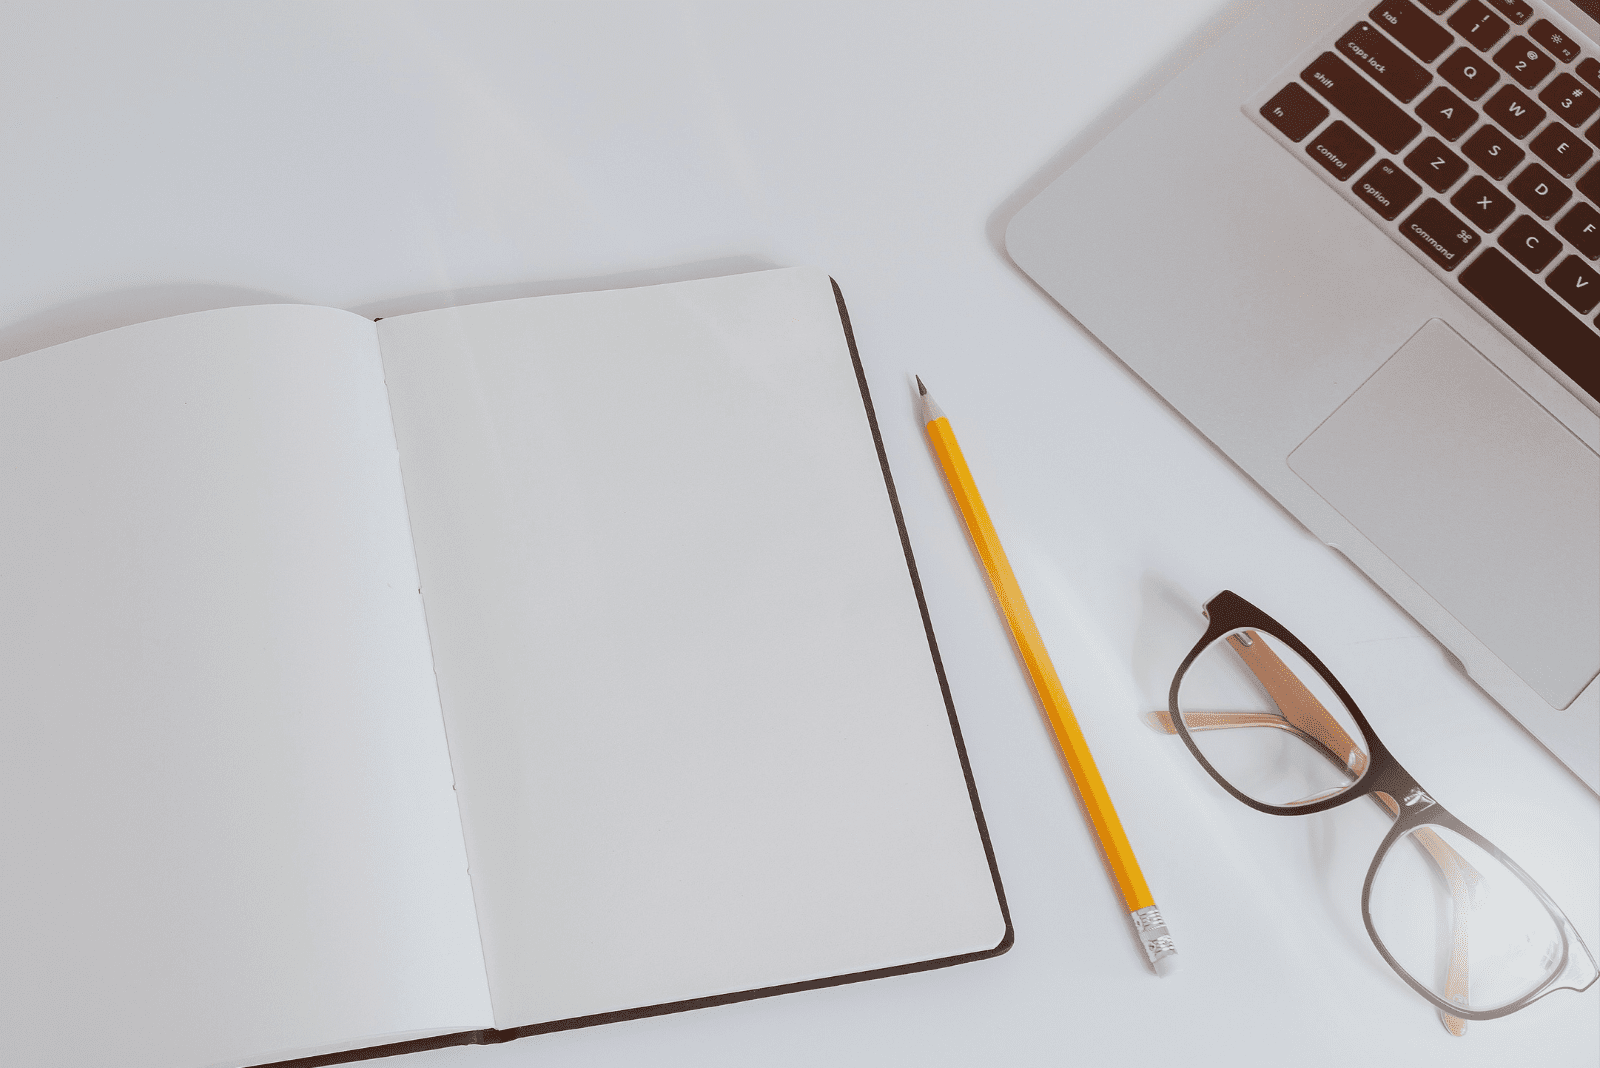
[1303,53,1424,153]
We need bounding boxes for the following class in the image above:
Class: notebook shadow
[0,283,299,363]
[348,255,781,321]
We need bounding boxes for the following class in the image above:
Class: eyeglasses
[1149,591,1597,1035]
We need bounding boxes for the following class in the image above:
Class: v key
[1549,256,1600,315]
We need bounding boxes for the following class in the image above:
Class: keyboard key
[1452,174,1517,229]
[1556,202,1600,258]
[1530,121,1595,177]
[1486,0,1532,24]
[1461,250,1600,394]
[1261,83,1329,141]
[1462,122,1526,177]
[1308,120,1377,179]
[1356,159,1424,218]
[1405,136,1471,189]
[1528,19,1580,63]
[1417,86,1478,139]
[1339,22,1434,102]
[1441,46,1502,99]
[1548,256,1600,313]
[1484,84,1546,137]
[1499,214,1562,270]
[1415,0,1455,11]
[1540,73,1600,128]
[1579,57,1600,92]
[1578,162,1600,202]
[1449,1,1510,51]
[1303,53,1423,152]
[1509,162,1573,217]
[1493,38,1556,88]
[1401,198,1482,269]
[1370,1,1453,62]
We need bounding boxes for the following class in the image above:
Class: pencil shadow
[0,283,299,362]
[348,255,781,321]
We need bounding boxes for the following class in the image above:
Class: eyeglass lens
[1174,628,1369,808]
[1370,823,1566,1013]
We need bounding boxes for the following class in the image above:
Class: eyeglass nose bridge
[1351,753,1436,824]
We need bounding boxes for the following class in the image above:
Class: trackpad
[1289,320,1599,709]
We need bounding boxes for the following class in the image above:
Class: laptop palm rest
[1289,320,1600,709]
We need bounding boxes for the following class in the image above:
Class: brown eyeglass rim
[1168,590,1597,1022]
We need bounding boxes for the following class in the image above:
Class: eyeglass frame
[1163,589,1597,1025]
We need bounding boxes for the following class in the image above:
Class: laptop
[1006,0,1600,792]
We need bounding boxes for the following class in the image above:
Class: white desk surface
[3,2,1595,1065]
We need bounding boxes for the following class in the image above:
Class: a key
[1441,47,1502,99]
[1578,162,1600,201]
[1485,0,1532,24]
[1303,53,1423,152]
[1529,19,1580,63]
[1463,122,1526,177]
[1406,136,1471,190]
[1401,198,1481,269]
[1355,159,1423,219]
[1509,162,1574,218]
[1461,250,1600,387]
[1493,38,1556,88]
[1547,256,1600,313]
[1261,83,1329,142]
[1530,122,1594,177]
[1370,1,1453,62]
[1540,73,1600,128]
[1451,174,1517,230]
[1484,84,1546,137]
[1449,1,1510,51]
[1579,57,1600,93]
[1308,120,1377,179]
[1339,23,1434,102]
[1417,86,1479,140]
[1556,202,1600,259]
[1499,213,1563,270]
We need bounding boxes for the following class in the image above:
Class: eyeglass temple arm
[1225,631,1369,777]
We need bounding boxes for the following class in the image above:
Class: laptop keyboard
[1246,0,1600,404]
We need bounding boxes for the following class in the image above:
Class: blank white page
[0,307,492,1068]
[378,268,1006,1028]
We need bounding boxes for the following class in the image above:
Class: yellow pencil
[917,377,1175,976]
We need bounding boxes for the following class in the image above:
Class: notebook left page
[0,307,493,1068]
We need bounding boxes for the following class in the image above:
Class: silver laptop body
[1007,0,1600,791]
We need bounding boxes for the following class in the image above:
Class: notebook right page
[376,267,1007,1029]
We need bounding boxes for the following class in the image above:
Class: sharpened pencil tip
[915,375,926,395]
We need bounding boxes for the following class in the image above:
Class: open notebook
[0,268,1010,1068]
